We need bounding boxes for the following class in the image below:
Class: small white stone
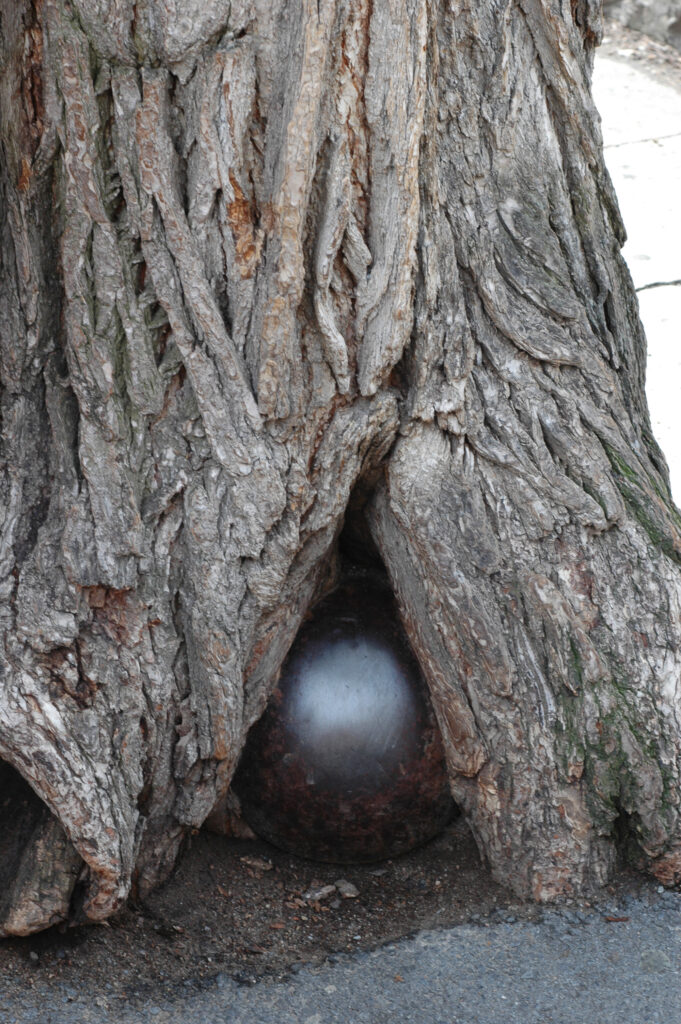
[335,879,359,899]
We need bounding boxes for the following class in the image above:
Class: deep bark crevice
[0,761,82,937]
[230,531,457,864]
[0,762,49,896]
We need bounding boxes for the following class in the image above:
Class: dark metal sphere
[232,577,454,863]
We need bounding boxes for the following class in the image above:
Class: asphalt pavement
[2,892,680,1023]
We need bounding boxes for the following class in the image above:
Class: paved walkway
[593,54,681,499]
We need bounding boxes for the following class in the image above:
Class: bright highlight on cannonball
[232,577,455,863]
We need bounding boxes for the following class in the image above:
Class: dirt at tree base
[0,816,668,1008]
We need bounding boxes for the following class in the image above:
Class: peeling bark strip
[1,0,681,935]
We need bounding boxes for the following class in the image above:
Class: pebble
[335,879,359,899]
[303,884,337,902]
[28,952,38,964]
[240,856,273,872]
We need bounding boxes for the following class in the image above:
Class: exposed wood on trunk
[1,0,680,935]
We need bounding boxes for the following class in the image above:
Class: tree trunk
[1,0,680,936]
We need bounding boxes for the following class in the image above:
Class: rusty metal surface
[232,577,455,863]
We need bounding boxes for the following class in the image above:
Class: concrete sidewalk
[593,53,681,499]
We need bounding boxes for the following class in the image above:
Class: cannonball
[232,577,455,863]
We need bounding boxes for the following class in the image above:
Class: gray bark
[1,0,680,936]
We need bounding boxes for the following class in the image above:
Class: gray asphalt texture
[2,892,680,1023]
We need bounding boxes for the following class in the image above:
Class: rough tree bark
[1,0,681,937]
